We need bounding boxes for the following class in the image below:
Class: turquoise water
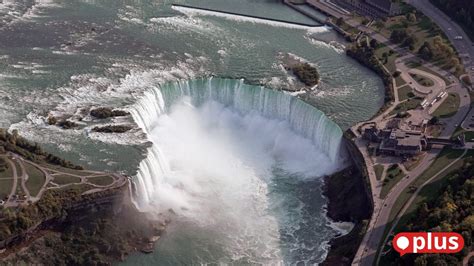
[0,0,384,264]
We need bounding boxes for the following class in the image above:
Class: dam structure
[172,4,324,28]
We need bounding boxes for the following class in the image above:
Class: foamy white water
[172,5,329,32]
[128,78,346,264]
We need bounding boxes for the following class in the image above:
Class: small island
[280,52,320,88]
[288,62,320,87]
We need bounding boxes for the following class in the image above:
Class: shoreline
[321,139,373,265]
[0,183,170,264]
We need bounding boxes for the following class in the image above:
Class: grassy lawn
[87,175,114,186]
[375,46,398,75]
[39,163,91,177]
[338,20,360,35]
[53,175,82,185]
[380,165,405,198]
[432,93,460,118]
[381,148,465,243]
[0,160,13,179]
[12,160,23,177]
[465,131,474,141]
[0,179,13,200]
[402,153,425,171]
[395,76,406,87]
[56,183,94,192]
[416,65,451,85]
[409,73,434,87]
[377,148,466,262]
[389,98,422,115]
[406,61,452,86]
[24,162,46,197]
[374,164,384,180]
[397,85,414,101]
[393,150,474,233]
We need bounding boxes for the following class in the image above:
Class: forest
[383,153,473,265]
[430,0,474,38]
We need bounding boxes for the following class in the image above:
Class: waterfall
[129,78,344,208]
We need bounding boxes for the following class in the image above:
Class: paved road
[353,84,470,266]
[405,0,474,85]
[2,152,127,206]
[352,53,471,266]
[398,65,445,95]
[353,147,441,265]
[378,149,468,265]
[4,157,18,208]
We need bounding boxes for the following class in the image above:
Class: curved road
[377,149,468,265]
[405,0,474,84]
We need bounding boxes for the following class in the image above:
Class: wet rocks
[90,108,130,119]
[92,125,132,133]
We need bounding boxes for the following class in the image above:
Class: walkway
[377,149,468,265]
[405,0,474,87]
[2,152,128,208]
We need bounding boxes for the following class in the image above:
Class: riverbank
[322,139,372,265]
[0,185,169,265]
[0,132,169,265]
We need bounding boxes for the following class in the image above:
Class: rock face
[321,138,373,266]
[90,108,130,119]
[0,185,169,265]
[57,120,78,129]
[92,125,132,133]
[323,166,371,222]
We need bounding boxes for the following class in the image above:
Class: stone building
[363,127,426,156]
[378,129,426,156]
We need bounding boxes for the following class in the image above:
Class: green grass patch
[375,46,398,74]
[398,85,414,101]
[389,98,423,115]
[377,148,467,263]
[406,60,422,68]
[416,65,451,85]
[393,154,470,233]
[374,164,384,180]
[383,148,465,238]
[86,175,114,186]
[432,93,460,118]
[409,73,434,87]
[465,131,474,141]
[53,175,82,185]
[0,179,13,200]
[380,165,405,198]
[24,162,46,197]
[41,163,94,177]
[395,76,406,87]
[12,159,23,177]
[0,159,13,179]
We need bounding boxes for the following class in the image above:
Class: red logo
[393,232,464,256]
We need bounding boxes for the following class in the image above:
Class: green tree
[418,42,434,60]
[390,28,409,43]
[370,39,378,49]
[406,12,417,23]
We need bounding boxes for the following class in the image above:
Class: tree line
[383,153,474,265]
[430,0,474,38]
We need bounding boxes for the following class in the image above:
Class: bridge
[426,137,464,147]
